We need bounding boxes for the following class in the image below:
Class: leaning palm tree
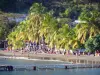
[75,23,100,44]
[75,10,100,44]
[55,24,78,50]
[39,13,58,48]
[26,14,43,43]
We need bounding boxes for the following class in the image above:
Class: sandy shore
[0,51,100,64]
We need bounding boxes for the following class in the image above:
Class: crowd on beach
[6,41,65,55]
[4,41,100,56]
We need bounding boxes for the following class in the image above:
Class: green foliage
[74,6,100,45]
[85,34,100,52]
[85,38,95,52]
[79,10,100,26]
[0,0,100,13]
[74,23,100,44]
[0,15,9,39]
[29,3,47,14]
[64,5,81,19]
[0,12,22,40]
[6,1,100,51]
[93,35,100,50]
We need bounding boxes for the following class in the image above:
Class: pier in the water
[0,65,13,71]
[0,64,100,71]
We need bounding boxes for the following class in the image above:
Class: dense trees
[0,15,9,39]
[7,3,58,49]
[0,0,99,51]
[7,1,100,51]
[6,3,78,50]
[0,0,16,12]
[85,35,100,53]
[0,0,100,13]
[75,9,100,44]
[0,0,32,12]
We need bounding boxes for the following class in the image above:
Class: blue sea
[0,58,100,75]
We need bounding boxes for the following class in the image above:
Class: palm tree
[39,13,58,48]
[55,24,78,50]
[75,10,100,44]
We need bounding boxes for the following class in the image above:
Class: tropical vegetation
[85,35,100,53]
[0,0,100,52]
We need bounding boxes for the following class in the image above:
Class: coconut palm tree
[55,24,78,50]
[75,10,100,44]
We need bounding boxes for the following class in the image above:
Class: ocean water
[0,68,100,75]
[0,58,100,75]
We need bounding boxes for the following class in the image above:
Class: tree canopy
[0,1,100,51]
[85,35,100,53]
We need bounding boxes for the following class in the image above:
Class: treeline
[0,12,25,40]
[0,0,32,13]
[7,2,100,53]
[0,0,100,52]
[0,0,100,13]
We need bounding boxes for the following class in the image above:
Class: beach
[0,51,100,64]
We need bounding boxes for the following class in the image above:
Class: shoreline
[0,55,100,70]
[0,51,100,64]
[0,56,66,62]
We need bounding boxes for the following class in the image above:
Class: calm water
[0,58,100,75]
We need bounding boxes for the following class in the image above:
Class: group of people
[95,50,100,56]
[5,41,100,56]
[23,41,56,54]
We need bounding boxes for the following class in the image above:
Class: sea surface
[0,58,100,75]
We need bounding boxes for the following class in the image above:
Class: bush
[85,34,100,53]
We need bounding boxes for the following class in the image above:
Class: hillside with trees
[0,0,100,13]
[0,0,100,53]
